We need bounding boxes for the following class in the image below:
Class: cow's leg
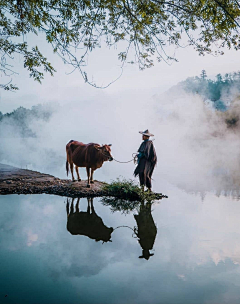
[70,163,75,181]
[66,198,70,216]
[86,167,90,188]
[75,166,81,182]
[76,198,80,213]
[70,198,74,214]
[90,168,95,184]
[87,197,91,213]
[89,197,95,213]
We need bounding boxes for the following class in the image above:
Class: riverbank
[0,164,107,197]
[0,164,167,199]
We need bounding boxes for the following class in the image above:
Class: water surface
[1,190,240,304]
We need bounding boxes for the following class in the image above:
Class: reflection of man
[134,201,157,260]
[134,129,157,192]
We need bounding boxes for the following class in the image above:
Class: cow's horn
[94,144,101,150]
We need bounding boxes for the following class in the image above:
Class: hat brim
[139,253,154,259]
[139,131,154,137]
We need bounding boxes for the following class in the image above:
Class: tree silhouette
[200,70,207,80]
[181,70,240,109]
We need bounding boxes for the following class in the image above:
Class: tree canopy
[1,0,240,90]
[0,104,54,136]
[181,70,240,110]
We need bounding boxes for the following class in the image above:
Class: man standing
[134,130,157,192]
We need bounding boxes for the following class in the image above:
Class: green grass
[101,197,141,214]
[101,178,167,201]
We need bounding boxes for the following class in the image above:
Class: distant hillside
[0,104,55,137]
[180,70,240,111]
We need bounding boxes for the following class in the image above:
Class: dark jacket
[134,140,157,178]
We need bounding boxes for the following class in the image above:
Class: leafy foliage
[101,196,142,214]
[101,178,167,201]
[1,0,240,89]
[101,179,165,214]
[181,70,240,110]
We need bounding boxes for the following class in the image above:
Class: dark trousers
[139,172,152,189]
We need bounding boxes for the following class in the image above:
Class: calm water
[1,190,240,304]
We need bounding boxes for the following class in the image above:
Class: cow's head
[95,227,114,243]
[94,144,113,161]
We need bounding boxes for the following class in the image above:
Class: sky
[0,33,240,114]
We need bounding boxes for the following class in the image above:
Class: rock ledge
[0,164,167,200]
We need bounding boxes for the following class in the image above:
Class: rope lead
[101,151,138,164]
[113,153,138,164]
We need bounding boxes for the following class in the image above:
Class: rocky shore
[0,164,167,200]
[0,164,108,197]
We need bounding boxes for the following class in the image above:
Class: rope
[113,225,135,232]
[106,140,155,164]
[113,153,138,164]
[113,225,138,238]
[100,151,138,164]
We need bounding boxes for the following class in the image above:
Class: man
[134,129,157,192]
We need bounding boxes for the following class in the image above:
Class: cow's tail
[66,140,74,177]
[66,160,69,176]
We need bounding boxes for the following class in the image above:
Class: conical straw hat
[139,129,154,137]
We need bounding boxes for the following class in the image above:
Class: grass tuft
[101,178,167,201]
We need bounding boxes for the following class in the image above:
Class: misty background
[1,66,240,195]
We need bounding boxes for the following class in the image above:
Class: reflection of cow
[134,201,157,260]
[66,197,113,243]
[66,140,113,187]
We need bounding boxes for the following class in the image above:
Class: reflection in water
[101,197,141,214]
[3,194,240,303]
[134,201,157,260]
[66,197,158,260]
[66,197,114,243]
[101,196,158,260]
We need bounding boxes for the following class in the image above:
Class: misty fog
[1,77,240,196]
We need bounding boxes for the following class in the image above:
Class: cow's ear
[108,144,112,146]
[94,145,101,151]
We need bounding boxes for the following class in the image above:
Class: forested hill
[0,104,54,137]
[180,70,240,110]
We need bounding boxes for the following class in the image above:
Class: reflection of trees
[66,197,113,243]
[102,197,158,260]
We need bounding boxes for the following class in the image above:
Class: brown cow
[66,197,114,243]
[66,140,113,187]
